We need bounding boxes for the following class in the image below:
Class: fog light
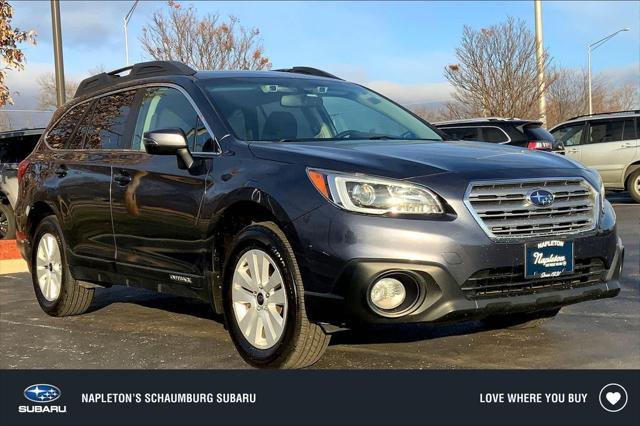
[370,278,406,310]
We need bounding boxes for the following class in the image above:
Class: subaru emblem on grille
[528,189,554,207]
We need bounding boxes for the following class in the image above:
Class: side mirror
[552,140,565,153]
[143,128,194,169]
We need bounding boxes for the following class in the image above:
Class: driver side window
[132,87,214,152]
[553,124,584,146]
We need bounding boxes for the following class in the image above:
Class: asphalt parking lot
[1,194,638,369]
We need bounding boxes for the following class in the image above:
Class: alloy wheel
[231,249,288,349]
[36,233,63,302]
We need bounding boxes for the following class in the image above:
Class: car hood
[248,139,583,179]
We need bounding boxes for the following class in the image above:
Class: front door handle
[113,172,132,185]
[54,165,68,177]
[620,142,637,148]
[565,148,578,154]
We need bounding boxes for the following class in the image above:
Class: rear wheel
[223,221,330,368]
[627,169,640,203]
[31,216,94,316]
[483,308,561,330]
[0,203,16,240]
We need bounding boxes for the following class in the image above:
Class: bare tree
[444,17,555,120]
[1,0,36,106]
[36,73,79,110]
[140,1,271,71]
[546,68,639,127]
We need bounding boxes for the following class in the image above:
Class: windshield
[200,77,442,142]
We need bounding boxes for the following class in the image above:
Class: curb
[0,240,28,275]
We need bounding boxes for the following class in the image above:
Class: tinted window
[46,103,90,149]
[524,125,554,141]
[132,87,212,152]
[551,123,585,146]
[622,118,637,140]
[83,90,137,150]
[441,127,481,141]
[482,127,509,143]
[0,134,41,163]
[588,119,632,144]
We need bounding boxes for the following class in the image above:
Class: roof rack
[74,61,197,99]
[273,66,342,80]
[567,109,640,121]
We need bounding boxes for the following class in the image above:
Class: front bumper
[294,200,622,326]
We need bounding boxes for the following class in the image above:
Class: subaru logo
[24,384,61,403]
[528,189,554,207]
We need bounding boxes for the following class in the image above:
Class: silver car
[550,111,640,203]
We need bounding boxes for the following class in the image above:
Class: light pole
[124,0,140,66]
[50,0,65,107]
[588,28,629,114]
[534,0,546,124]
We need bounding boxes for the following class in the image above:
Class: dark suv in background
[434,117,558,151]
[16,62,622,368]
[0,128,43,239]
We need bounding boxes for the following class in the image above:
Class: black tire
[627,169,640,203]
[31,216,94,316]
[483,308,561,330]
[0,202,16,240]
[223,221,330,369]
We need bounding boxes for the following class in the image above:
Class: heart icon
[606,392,621,405]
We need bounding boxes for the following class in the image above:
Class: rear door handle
[620,142,637,148]
[54,165,68,177]
[113,171,132,185]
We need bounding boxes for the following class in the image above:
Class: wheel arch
[205,189,304,314]
[624,161,640,187]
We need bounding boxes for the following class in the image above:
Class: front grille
[461,258,606,300]
[465,178,598,240]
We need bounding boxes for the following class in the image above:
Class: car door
[550,122,586,161]
[580,118,637,187]
[43,99,124,271]
[109,85,214,283]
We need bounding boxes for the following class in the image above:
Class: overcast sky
[3,0,639,121]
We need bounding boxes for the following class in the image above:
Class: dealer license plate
[524,240,574,279]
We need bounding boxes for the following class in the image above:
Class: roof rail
[567,109,640,121]
[273,66,342,80]
[74,61,197,99]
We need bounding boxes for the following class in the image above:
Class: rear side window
[587,119,634,144]
[46,103,90,149]
[481,127,509,143]
[132,87,213,152]
[83,90,137,150]
[441,127,481,141]
[524,125,554,141]
[622,118,637,140]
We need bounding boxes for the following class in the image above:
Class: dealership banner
[1,370,638,426]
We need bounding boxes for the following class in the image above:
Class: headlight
[307,169,444,215]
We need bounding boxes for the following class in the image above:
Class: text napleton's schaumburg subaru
[15,62,623,368]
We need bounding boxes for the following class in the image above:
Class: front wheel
[223,221,330,368]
